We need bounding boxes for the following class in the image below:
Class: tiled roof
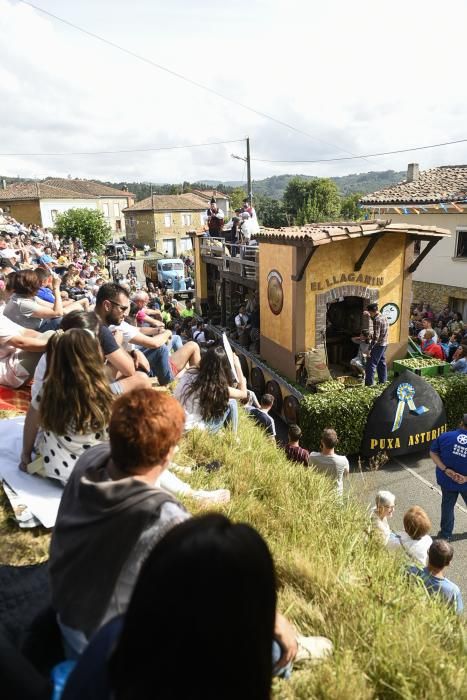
[190,188,230,201]
[43,178,134,197]
[0,182,95,201]
[360,166,467,205]
[123,194,208,212]
[256,220,450,246]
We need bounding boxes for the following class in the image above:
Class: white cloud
[1,0,467,185]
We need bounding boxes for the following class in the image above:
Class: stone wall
[413,281,467,312]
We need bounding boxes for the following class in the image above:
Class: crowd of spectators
[409,303,467,372]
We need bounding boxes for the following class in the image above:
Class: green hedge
[300,374,467,455]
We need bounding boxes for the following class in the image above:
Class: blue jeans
[142,345,172,385]
[206,398,239,435]
[439,488,467,538]
[365,344,387,385]
[39,317,62,332]
[272,639,292,679]
[169,334,183,352]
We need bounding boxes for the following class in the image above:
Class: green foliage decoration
[300,375,467,454]
[53,208,111,253]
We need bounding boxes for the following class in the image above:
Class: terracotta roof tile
[360,166,467,205]
[0,182,95,201]
[256,220,450,246]
[123,194,208,212]
[43,178,134,197]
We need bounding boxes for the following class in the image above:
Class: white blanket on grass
[0,417,63,528]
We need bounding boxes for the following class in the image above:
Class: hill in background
[0,169,405,202]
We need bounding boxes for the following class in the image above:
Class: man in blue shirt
[408,539,463,615]
[430,414,467,539]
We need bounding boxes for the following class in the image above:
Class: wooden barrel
[265,379,283,414]
[283,395,300,425]
[251,367,265,397]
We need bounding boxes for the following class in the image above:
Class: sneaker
[436,531,452,542]
[294,635,333,664]
[192,489,231,504]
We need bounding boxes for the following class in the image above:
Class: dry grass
[1,411,466,698]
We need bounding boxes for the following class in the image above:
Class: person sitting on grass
[370,490,398,545]
[308,429,349,497]
[421,329,445,360]
[247,393,276,440]
[20,328,112,483]
[285,424,310,466]
[387,506,433,566]
[408,539,463,615]
[174,346,247,434]
[50,389,332,672]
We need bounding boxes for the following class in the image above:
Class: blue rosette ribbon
[391,382,429,433]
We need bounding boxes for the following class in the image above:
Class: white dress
[31,377,107,484]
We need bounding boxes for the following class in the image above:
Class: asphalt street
[348,451,467,599]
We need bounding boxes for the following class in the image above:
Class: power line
[252,137,467,163]
[20,1,368,164]
[0,138,246,157]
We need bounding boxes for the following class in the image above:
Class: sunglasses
[110,300,129,313]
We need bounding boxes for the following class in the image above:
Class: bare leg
[171,340,201,372]
[117,372,151,393]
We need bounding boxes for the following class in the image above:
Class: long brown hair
[40,328,113,435]
[181,346,231,421]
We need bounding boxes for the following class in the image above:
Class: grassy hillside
[1,411,465,699]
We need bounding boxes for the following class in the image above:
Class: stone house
[360,164,467,316]
[123,193,209,256]
[0,179,134,235]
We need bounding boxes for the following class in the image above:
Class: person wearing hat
[204,197,224,237]
[429,414,467,540]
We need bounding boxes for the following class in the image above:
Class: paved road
[348,451,467,599]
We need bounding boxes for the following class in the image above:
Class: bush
[300,375,467,454]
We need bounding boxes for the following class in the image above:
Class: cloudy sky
[1,0,467,185]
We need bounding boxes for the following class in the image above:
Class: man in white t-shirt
[308,428,350,497]
[0,310,49,387]
[418,318,438,343]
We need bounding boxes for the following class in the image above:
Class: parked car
[143,257,193,300]
[105,242,131,260]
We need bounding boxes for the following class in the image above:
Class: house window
[114,203,120,217]
[102,203,110,217]
[164,213,172,228]
[179,237,192,252]
[181,213,192,226]
[51,209,59,223]
[455,229,467,258]
[115,219,122,232]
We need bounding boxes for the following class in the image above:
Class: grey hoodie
[49,443,179,637]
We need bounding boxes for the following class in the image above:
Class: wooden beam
[354,232,385,271]
[291,247,317,282]
[408,239,439,273]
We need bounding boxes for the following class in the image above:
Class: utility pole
[231,137,253,203]
[246,137,252,204]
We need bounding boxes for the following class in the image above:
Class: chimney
[407,163,419,182]
[2,179,6,190]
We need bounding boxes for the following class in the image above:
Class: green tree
[54,208,112,252]
[283,177,341,224]
[254,194,288,227]
[229,187,247,211]
[341,192,364,220]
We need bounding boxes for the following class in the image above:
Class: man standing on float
[364,303,389,386]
